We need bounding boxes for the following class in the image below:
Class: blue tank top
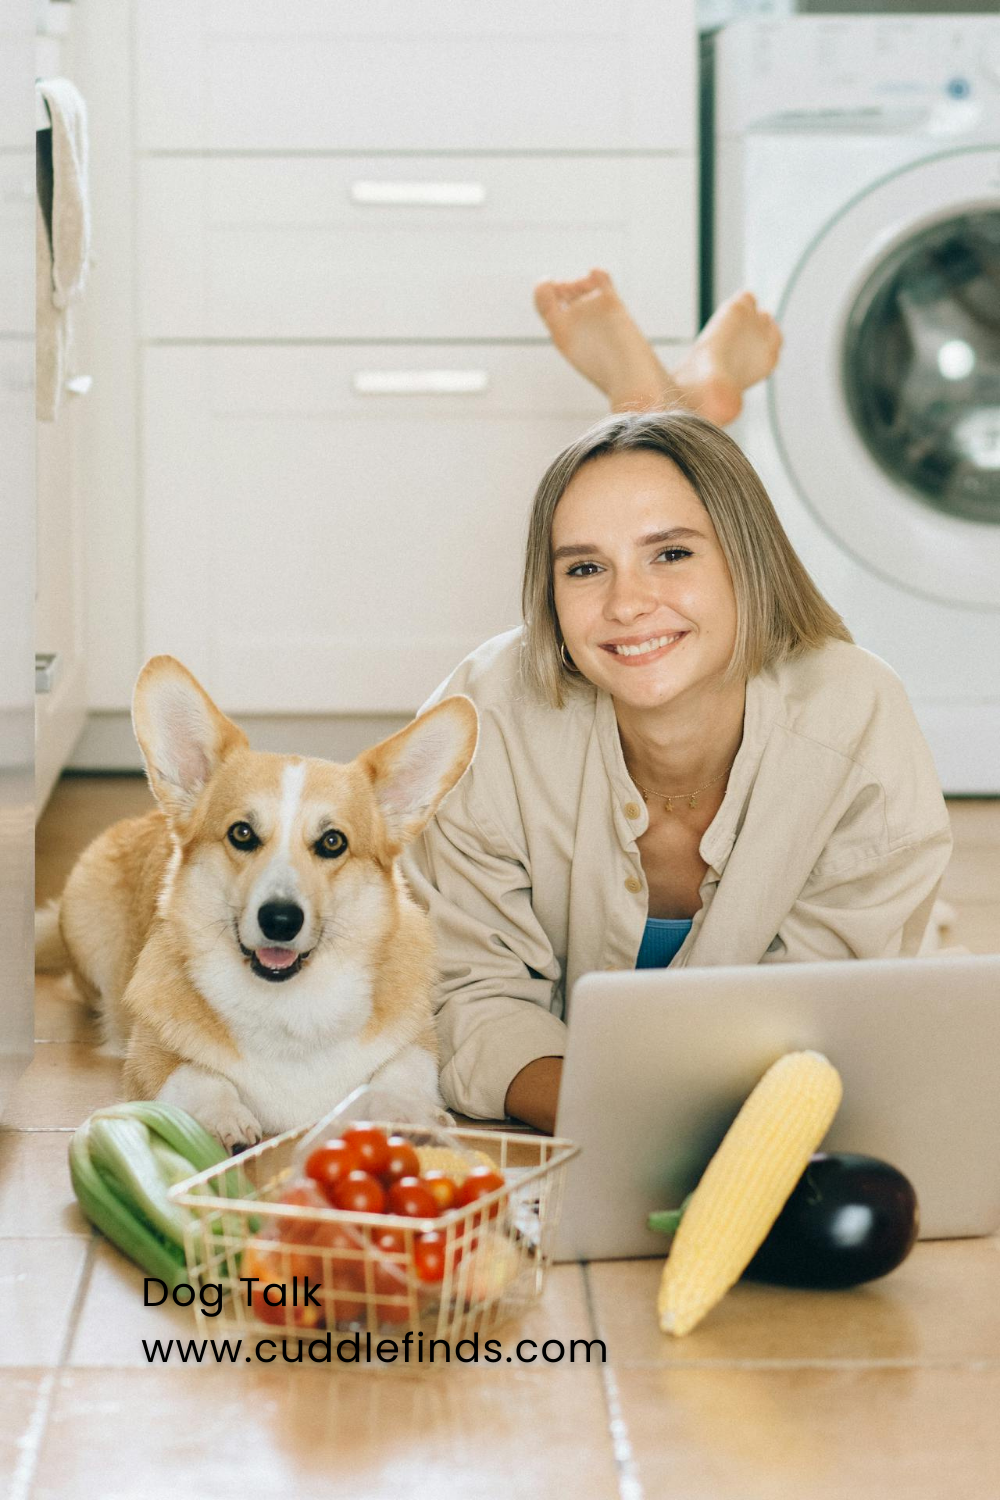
[635,916,693,969]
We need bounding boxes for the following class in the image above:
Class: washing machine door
[771,146,1000,610]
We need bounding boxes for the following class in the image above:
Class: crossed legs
[533,268,782,426]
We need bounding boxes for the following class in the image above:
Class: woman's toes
[534,279,562,322]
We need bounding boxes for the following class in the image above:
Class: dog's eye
[315,828,348,860]
[227,822,260,852]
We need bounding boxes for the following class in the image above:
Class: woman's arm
[504,1056,564,1135]
[763,819,954,963]
[404,757,569,1123]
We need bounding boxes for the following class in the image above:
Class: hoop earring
[560,641,580,674]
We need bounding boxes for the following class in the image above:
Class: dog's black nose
[258,902,304,943]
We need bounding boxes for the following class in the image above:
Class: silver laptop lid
[554,955,1000,1262]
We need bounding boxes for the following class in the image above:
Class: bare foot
[534,270,782,426]
[671,291,783,425]
[534,268,677,413]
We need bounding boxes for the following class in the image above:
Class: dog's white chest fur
[227,1030,400,1135]
[188,951,408,1134]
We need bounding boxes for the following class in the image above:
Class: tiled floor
[3,776,998,1500]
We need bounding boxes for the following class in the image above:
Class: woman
[405,324,951,1139]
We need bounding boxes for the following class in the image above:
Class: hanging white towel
[36,77,91,423]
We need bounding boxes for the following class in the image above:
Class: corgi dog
[40,656,478,1148]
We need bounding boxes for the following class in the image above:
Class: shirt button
[624,801,642,820]
[624,875,643,895]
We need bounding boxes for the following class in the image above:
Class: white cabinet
[138,156,697,341]
[142,344,632,712]
[76,1,699,723]
[135,0,696,152]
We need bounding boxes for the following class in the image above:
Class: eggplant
[649,1153,920,1290]
[743,1153,919,1289]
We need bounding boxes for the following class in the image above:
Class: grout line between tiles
[8,1372,56,1500]
[581,1262,645,1500]
[613,1356,1000,1372]
[58,1233,99,1368]
[9,1235,96,1500]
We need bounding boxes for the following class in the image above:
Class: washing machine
[713,15,1000,793]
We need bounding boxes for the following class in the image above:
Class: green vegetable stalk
[69,1101,246,1288]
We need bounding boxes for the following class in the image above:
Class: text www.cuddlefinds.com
[142,1331,607,1366]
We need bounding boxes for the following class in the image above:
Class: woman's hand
[504,1056,564,1135]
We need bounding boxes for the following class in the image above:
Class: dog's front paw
[206,1102,263,1154]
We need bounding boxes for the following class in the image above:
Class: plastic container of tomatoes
[170,1086,579,1346]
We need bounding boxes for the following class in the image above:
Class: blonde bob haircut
[521,410,852,708]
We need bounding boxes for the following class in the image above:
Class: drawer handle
[350,181,486,208]
[35,653,60,694]
[353,371,489,397]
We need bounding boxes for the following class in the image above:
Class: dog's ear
[361,695,478,852]
[132,656,248,823]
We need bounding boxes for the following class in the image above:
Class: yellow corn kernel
[415,1145,497,1182]
[657,1050,843,1337]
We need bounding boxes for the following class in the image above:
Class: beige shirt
[405,629,952,1121]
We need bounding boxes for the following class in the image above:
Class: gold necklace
[628,761,734,815]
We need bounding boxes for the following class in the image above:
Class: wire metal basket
[170,1123,578,1346]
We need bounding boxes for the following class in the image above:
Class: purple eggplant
[743,1153,919,1288]
[649,1153,920,1289]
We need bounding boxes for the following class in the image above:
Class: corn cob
[415,1145,497,1181]
[69,1101,233,1288]
[657,1050,843,1337]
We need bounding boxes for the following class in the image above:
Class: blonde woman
[405,409,952,1133]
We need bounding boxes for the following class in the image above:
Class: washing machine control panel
[716,16,1000,136]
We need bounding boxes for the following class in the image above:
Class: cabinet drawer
[135,0,695,152]
[142,342,682,713]
[138,156,696,341]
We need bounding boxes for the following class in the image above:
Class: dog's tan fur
[46,656,477,1146]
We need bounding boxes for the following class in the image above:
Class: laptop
[552,954,1000,1261]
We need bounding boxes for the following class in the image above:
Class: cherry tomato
[387,1176,439,1219]
[341,1123,392,1177]
[325,1287,366,1326]
[272,1182,326,1244]
[381,1135,421,1184]
[331,1169,387,1215]
[455,1167,506,1220]
[290,1221,364,1287]
[422,1170,458,1212]
[304,1138,363,1202]
[368,1258,411,1325]
[370,1224,407,1258]
[413,1231,448,1283]
[242,1246,298,1327]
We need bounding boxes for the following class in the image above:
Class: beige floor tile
[938,843,1000,905]
[35,775,153,907]
[945,798,1000,850]
[615,1364,999,1500]
[0,1239,91,1367]
[947,902,1000,956]
[2,1044,122,1130]
[34,1359,618,1500]
[0,1369,50,1500]
[587,1237,1000,1367]
[34,975,97,1045]
[0,1130,88,1237]
[69,1239,595,1371]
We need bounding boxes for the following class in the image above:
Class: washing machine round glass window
[842,209,1000,526]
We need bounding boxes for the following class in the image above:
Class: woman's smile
[600,629,689,663]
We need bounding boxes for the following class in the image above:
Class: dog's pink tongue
[256,947,298,970]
